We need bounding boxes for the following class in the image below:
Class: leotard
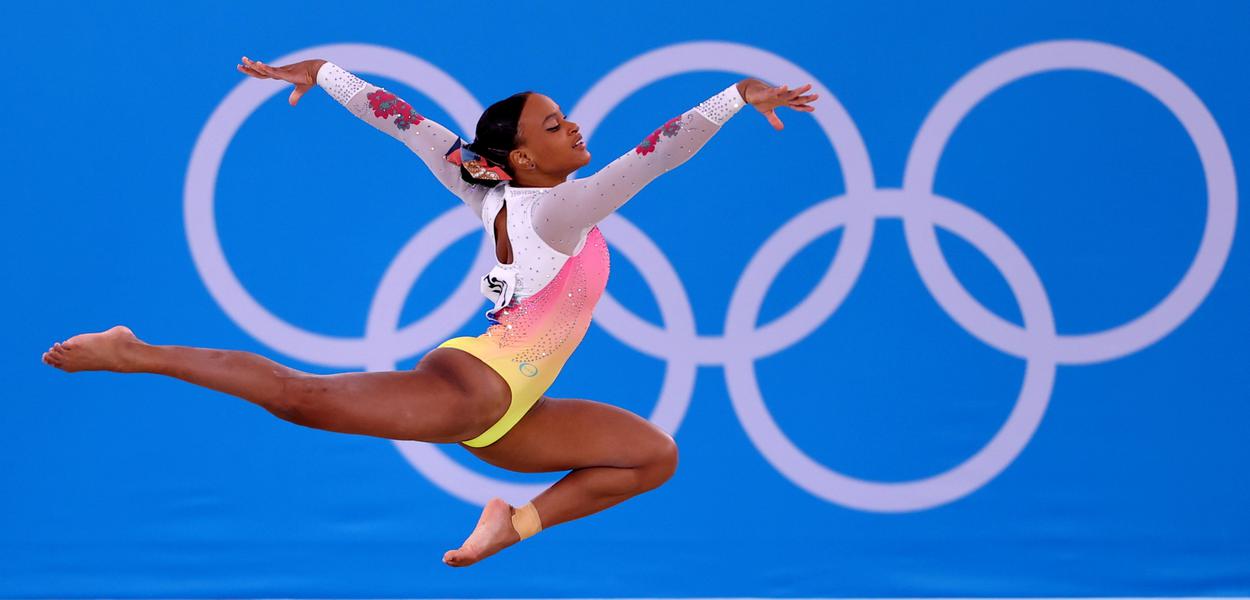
[317,62,745,446]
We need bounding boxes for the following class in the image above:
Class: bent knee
[639,434,679,491]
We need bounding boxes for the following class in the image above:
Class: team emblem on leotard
[481,268,518,321]
[483,274,506,297]
[517,362,539,377]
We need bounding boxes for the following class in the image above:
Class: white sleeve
[531,84,746,254]
[316,62,490,213]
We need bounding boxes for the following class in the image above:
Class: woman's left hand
[737,78,819,131]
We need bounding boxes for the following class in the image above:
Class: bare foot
[42,326,143,373]
[443,497,522,567]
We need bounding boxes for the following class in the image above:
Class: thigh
[290,347,510,443]
[464,395,674,473]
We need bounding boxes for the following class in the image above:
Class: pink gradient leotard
[316,62,746,446]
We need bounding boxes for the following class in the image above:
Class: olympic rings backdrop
[3,1,1248,597]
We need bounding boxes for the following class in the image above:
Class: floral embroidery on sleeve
[635,115,685,155]
[367,90,426,130]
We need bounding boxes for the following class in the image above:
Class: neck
[511,170,570,188]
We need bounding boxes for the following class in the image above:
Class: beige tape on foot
[511,502,543,540]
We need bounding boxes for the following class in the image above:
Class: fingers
[761,83,817,106]
[238,56,310,108]
[787,91,818,113]
[236,64,268,79]
[777,83,809,95]
[238,56,271,79]
[778,86,814,104]
[288,84,311,107]
[239,56,286,80]
[745,80,820,128]
[776,84,818,115]
[765,109,784,131]
[248,59,281,78]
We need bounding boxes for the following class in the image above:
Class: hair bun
[463,140,497,166]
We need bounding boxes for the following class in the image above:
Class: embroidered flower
[635,133,660,156]
[660,115,684,137]
[367,90,394,117]
[367,90,425,130]
[634,115,683,155]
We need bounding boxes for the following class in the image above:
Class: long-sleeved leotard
[317,62,743,259]
[315,63,492,214]
[317,62,745,446]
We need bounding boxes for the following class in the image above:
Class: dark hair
[460,91,533,187]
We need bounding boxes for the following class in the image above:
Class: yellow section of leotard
[438,334,563,447]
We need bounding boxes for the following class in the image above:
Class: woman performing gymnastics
[42,55,818,566]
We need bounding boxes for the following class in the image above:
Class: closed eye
[547,114,567,132]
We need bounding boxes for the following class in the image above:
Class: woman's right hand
[236,56,327,106]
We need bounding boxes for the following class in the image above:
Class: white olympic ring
[184,40,1236,512]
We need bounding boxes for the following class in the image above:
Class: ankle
[511,502,542,540]
[122,340,159,373]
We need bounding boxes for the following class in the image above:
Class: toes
[443,548,475,567]
[44,344,70,369]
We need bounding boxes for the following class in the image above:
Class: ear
[509,148,536,171]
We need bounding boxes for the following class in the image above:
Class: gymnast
[42,55,817,566]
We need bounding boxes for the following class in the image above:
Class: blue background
[2,0,1248,597]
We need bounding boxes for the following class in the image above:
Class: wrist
[736,78,765,102]
[307,59,328,81]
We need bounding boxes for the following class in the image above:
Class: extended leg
[43,326,507,442]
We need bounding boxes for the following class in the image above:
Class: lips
[572,136,585,150]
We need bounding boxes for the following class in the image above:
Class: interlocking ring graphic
[184,41,1236,512]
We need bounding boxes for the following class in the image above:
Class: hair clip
[445,138,513,181]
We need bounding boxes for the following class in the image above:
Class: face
[509,93,591,179]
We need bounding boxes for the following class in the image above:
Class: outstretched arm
[237,57,489,212]
[533,78,818,254]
